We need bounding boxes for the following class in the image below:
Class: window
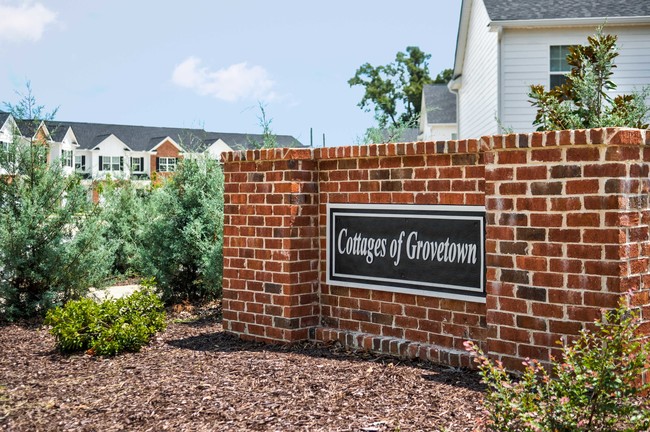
[61,150,73,167]
[158,157,177,172]
[1,141,16,164]
[130,157,144,172]
[99,156,123,171]
[75,155,86,171]
[550,45,571,88]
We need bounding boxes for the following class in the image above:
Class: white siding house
[450,0,499,139]
[450,0,650,139]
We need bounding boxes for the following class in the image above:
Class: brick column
[221,148,320,343]
[484,128,650,370]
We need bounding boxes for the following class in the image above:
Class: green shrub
[137,156,224,303]
[0,87,113,321]
[45,289,166,356]
[465,297,650,431]
[97,179,147,277]
[528,27,649,131]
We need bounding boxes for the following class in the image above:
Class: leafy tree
[433,68,453,84]
[356,114,419,145]
[137,155,224,303]
[0,85,113,320]
[246,102,278,150]
[96,179,146,277]
[349,46,443,127]
[529,27,650,130]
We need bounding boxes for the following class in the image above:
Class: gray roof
[41,120,305,152]
[423,84,457,124]
[483,0,650,21]
[0,111,9,128]
[15,119,41,138]
[199,132,304,151]
[377,127,420,143]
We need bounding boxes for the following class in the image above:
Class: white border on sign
[325,203,486,304]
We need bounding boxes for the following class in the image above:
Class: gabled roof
[42,120,306,153]
[44,121,207,152]
[49,124,72,143]
[199,133,304,152]
[422,84,457,124]
[15,119,44,139]
[483,0,650,22]
[0,111,10,128]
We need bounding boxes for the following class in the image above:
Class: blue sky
[0,1,461,147]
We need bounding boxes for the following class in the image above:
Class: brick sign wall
[221,128,650,370]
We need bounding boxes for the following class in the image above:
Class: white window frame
[62,150,73,168]
[131,157,142,172]
[550,45,572,89]
[159,157,177,172]
[102,156,122,171]
[75,155,85,171]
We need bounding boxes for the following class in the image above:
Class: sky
[0,1,461,147]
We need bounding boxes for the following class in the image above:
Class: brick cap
[221,128,647,163]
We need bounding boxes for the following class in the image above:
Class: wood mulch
[0,303,485,431]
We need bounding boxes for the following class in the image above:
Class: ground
[0,304,485,431]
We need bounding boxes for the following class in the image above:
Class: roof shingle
[483,0,650,22]
[423,84,457,124]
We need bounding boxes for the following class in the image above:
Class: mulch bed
[0,303,485,431]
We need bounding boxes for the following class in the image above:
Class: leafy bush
[138,156,224,303]
[96,179,146,277]
[45,288,166,356]
[529,27,649,131]
[0,88,113,321]
[465,297,650,431]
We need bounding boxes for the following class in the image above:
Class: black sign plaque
[326,204,486,303]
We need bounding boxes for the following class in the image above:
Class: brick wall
[221,149,320,343]
[221,128,650,370]
[484,128,650,370]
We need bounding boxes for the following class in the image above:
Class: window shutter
[81,155,86,170]
[156,157,160,172]
[120,157,124,171]
[140,157,144,171]
[98,156,103,171]
[129,156,132,171]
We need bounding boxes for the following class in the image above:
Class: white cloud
[172,57,277,103]
[0,2,57,43]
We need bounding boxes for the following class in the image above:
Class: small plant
[45,288,166,356]
[528,27,650,131]
[465,297,650,431]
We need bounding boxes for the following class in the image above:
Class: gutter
[488,15,650,31]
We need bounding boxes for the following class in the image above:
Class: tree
[137,155,224,303]
[529,27,649,131]
[0,85,112,320]
[96,179,146,277]
[349,46,441,127]
[433,68,453,84]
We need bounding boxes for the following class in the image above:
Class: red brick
[531,148,562,162]
[516,165,547,180]
[566,213,600,227]
[498,150,528,164]
[566,146,600,161]
[532,272,564,288]
[499,326,531,343]
[566,179,600,195]
[532,302,564,319]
